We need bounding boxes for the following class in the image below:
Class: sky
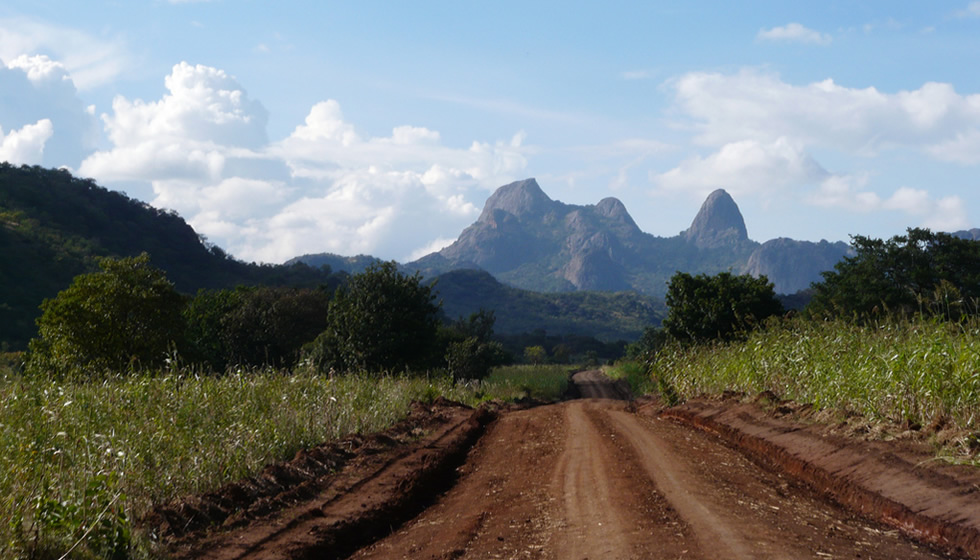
[3,1,980,264]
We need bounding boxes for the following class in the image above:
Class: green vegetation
[183,285,332,371]
[308,262,441,374]
[809,228,980,320]
[648,316,980,453]
[26,254,185,377]
[662,271,783,344]
[444,310,507,381]
[481,364,571,401]
[433,269,665,342]
[0,164,341,351]
[0,362,573,559]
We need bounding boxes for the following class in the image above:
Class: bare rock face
[745,238,851,294]
[477,178,554,223]
[406,178,848,296]
[683,189,749,249]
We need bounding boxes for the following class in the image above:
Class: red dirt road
[157,371,974,559]
[351,371,955,559]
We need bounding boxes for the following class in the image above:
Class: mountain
[683,189,749,249]
[0,164,340,350]
[744,238,852,295]
[284,253,381,275]
[431,269,664,342]
[407,178,848,297]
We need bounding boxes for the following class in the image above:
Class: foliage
[650,315,980,454]
[0,362,574,558]
[662,271,783,343]
[183,286,332,370]
[481,364,571,401]
[432,269,666,342]
[495,330,625,366]
[808,228,980,320]
[25,254,185,377]
[444,310,508,381]
[309,262,440,374]
[624,326,668,361]
[523,345,547,364]
[0,163,341,351]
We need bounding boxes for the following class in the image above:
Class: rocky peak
[595,197,638,228]
[477,178,554,223]
[684,189,748,249]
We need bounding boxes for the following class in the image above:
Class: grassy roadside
[0,364,570,559]
[638,316,980,462]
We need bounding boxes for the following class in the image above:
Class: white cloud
[757,23,832,45]
[406,237,457,262]
[0,55,98,168]
[652,138,827,198]
[668,69,980,158]
[0,119,53,165]
[0,17,129,89]
[957,2,980,18]
[80,62,527,263]
[808,178,968,231]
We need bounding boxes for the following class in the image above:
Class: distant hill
[0,164,340,350]
[404,178,849,297]
[431,269,665,341]
[284,253,381,275]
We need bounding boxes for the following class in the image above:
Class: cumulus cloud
[808,177,969,231]
[652,138,827,198]
[0,55,98,168]
[661,69,977,233]
[80,62,527,263]
[757,23,832,45]
[0,17,129,89]
[0,119,53,165]
[668,69,980,157]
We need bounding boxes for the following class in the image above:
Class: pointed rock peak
[595,197,638,227]
[478,178,554,222]
[684,189,748,248]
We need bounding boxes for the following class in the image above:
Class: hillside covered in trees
[0,164,341,350]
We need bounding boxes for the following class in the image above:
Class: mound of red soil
[663,397,980,559]
[144,397,495,559]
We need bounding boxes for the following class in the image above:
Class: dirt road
[159,371,968,559]
[350,371,952,559]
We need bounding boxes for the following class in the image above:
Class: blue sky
[3,1,980,263]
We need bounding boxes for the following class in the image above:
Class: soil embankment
[153,371,978,559]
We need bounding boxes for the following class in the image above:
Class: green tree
[523,345,547,365]
[309,262,440,374]
[26,253,185,376]
[445,309,508,380]
[183,286,331,370]
[808,228,980,320]
[663,271,783,344]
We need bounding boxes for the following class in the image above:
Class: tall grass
[0,364,557,560]
[481,364,571,401]
[651,316,980,434]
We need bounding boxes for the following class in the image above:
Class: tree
[662,271,783,344]
[808,228,980,320]
[309,262,440,374]
[26,253,185,377]
[183,286,331,370]
[523,345,547,364]
[444,309,508,381]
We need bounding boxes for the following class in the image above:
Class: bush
[25,253,185,377]
[808,228,980,321]
[662,271,783,344]
[184,286,331,370]
[308,262,440,374]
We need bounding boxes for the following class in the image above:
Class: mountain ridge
[400,178,849,296]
